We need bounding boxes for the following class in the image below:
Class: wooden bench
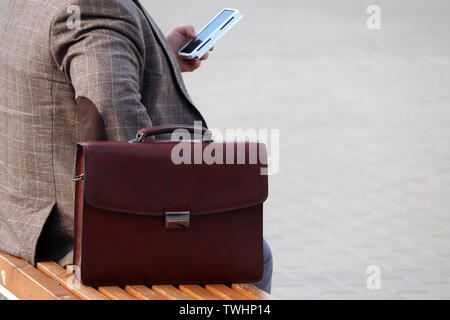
[0,251,275,300]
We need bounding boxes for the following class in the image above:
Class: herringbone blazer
[0,0,205,266]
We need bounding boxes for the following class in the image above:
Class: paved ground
[148,0,450,299]
[1,0,450,299]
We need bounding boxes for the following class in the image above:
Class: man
[0,0,272,292]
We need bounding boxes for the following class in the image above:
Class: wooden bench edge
[0,251,78,300]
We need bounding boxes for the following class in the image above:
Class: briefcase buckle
[165,211,190,229]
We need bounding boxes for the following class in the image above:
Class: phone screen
[180,10,235,54]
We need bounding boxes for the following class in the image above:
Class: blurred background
[1,0,450,299]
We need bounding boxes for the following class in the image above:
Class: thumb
[185,25,197,39]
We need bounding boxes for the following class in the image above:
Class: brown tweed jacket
[0,0,205,266]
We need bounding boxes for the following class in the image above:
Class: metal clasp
[165,211,190,229]
[129,132,145,144]
[73,174,84,181]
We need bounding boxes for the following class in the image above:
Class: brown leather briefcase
[73,124,268,286]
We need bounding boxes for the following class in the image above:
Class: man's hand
[166,25,213,73]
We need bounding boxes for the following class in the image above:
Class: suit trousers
[253,239,273,293]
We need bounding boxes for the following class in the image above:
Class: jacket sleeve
[50,0,152,141]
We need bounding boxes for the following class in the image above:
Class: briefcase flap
[78,141,268,216]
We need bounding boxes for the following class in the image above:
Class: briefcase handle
[129,124,211,143]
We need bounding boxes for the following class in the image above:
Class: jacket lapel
[133,0,207,127]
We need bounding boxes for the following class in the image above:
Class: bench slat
[1,251,277,300]
[98,286,137,300]
[125,285,167,300]
[37,261,108,300]
[205,284,247,300]
[231,283,277,300]
[179,284,224,300]
[0,252,78,300]
[152,285,194,300]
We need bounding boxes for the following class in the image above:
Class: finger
[190,60,201,71]
[200,52,209,61]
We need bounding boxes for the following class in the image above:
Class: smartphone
[178,8,243,60]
